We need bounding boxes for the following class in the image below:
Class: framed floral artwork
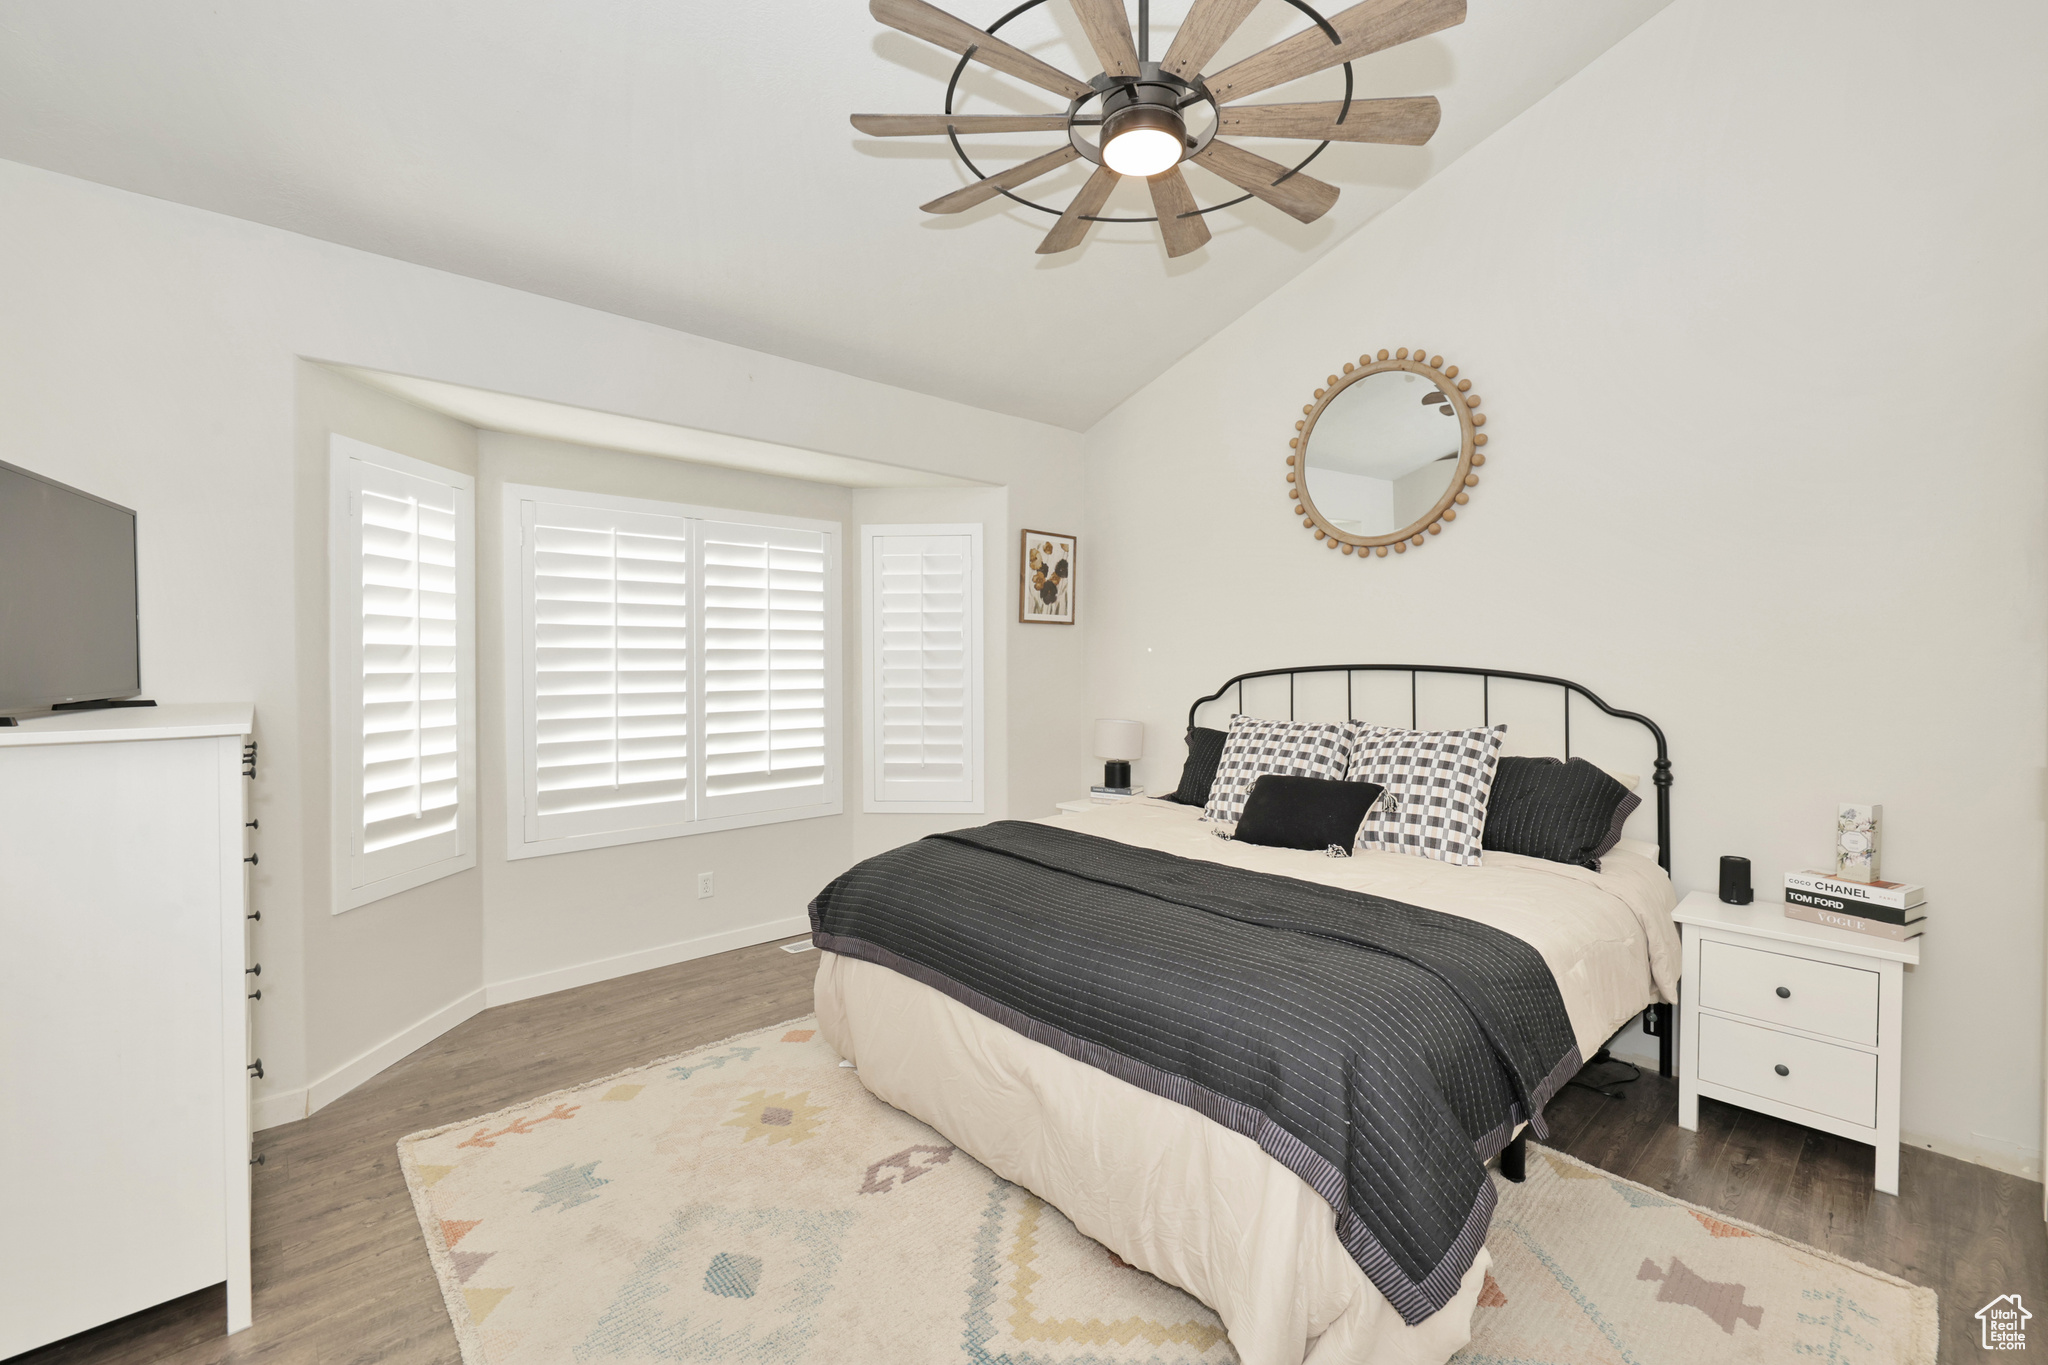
[1019,529,1076,624]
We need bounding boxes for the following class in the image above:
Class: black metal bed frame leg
[1654,1002,1675,1078]
[1500,1130,1527,1183]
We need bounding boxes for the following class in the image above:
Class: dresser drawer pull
[1774,1064,1789,1076]
[1775,986,1790,998]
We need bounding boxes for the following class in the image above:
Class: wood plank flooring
[16,950,2043,1364]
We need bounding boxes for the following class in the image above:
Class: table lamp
[1093,718,1143,791]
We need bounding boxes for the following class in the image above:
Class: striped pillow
[1202,715,1359,827]
[1346,724,1506,866]
[1484,756,1641,870]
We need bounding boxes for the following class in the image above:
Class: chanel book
[1782,898,1924,941]
[1782,870,1925,911]
[1784,886,1926,925]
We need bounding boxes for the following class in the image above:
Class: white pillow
[1202,715,1358,827]
[1610,835,1663,863]
[1347,724,1507,867]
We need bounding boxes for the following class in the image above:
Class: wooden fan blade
[852,113,1072,136]
[871,0,1094,100]
[1217,96,1441,145]
[1070,0,1141,77]
[1158,0,1262,79]
[1190,140,1339,223]
[1146,166,1211,258]
[1204,0,1466,105]
[921,144,1083,213]
[1038,165,1121,253]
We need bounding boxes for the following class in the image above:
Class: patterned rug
[399,1017,1936,1364]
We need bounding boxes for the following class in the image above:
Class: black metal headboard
[1189,664,1672,872]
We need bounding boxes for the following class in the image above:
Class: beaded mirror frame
[1286,347,1488,558]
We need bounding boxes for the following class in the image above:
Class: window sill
[504,798,845,861]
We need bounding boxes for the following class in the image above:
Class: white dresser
[1675,891,1915,1193]
[0,706,256,1355]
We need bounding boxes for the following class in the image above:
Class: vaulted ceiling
[0,1,1669,428]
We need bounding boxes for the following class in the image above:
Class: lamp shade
[1093,718,1144,763]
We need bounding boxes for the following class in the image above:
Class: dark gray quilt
[807,821,1581,1324]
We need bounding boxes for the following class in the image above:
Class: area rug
[399,1016,1936,1364]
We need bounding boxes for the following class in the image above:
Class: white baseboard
[483,916,812,1008]
[1903,1128,2043,1182]
[252,1087,309,1131]
[254,988,489,1130]
[1604,1011,1662,1067]
[252,919,810,1131]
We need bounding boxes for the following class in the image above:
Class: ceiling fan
[852,0,1465,258]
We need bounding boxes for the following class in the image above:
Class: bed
[811,665,1681,1365]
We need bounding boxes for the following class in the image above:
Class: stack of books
[1782,870,1925,941]
[1088,785,1144,802]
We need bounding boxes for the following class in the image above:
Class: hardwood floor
[15,938,822,1365]
[17,953,2044,1364]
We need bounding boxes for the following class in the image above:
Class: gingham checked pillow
[1202,715,1359,827]
[1346,724,1507,866]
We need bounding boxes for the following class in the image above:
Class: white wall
[292,363,487,1107]
[0,157,1087,1123]
[1083,0,2048,1176]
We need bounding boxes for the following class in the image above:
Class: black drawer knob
[1773,1063,1789,1076]
[1775,986,1791,999]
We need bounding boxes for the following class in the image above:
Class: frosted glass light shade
[1103,126,1182,178]
[1093,718,1144,762]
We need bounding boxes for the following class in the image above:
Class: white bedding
[814,798,1680,1365]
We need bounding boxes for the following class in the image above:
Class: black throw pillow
[1482,756,1640,870]
[1232,775,1383,854]
[1166,727,1228,806]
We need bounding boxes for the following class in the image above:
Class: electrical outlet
[696,871,714,899]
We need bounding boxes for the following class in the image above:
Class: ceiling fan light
[1100,102,1186,178]
[1104,127,1183,176]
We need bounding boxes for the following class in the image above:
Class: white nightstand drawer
[1698,938,1878,1045]
[1696,1013,1877,1127]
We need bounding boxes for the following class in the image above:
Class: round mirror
[1287,350,1488,558]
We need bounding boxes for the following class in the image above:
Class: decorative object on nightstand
[1718,855,1753,904]
[1093,717,1143,793]
[1835,802,1882,881]
[1056,790,1143,815]
[1782,870,1926,941]
[1675,890,1915,1194]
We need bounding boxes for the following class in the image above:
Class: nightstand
[1675,891,1916,1193]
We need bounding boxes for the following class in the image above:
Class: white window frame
[328,435,477,913]
[502,483,842,859]
[860,523,984,814]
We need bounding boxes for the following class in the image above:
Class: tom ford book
[1784,885,1926,926]
[1783,870,1925,911]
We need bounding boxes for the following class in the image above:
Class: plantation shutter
[870,532,977,805]
[697,520,831,817]
[521,499,693,842]
[332,436,476,911]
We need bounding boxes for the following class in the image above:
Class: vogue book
[1782,898,1924,942]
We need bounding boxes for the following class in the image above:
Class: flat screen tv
[0,459,141,719]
